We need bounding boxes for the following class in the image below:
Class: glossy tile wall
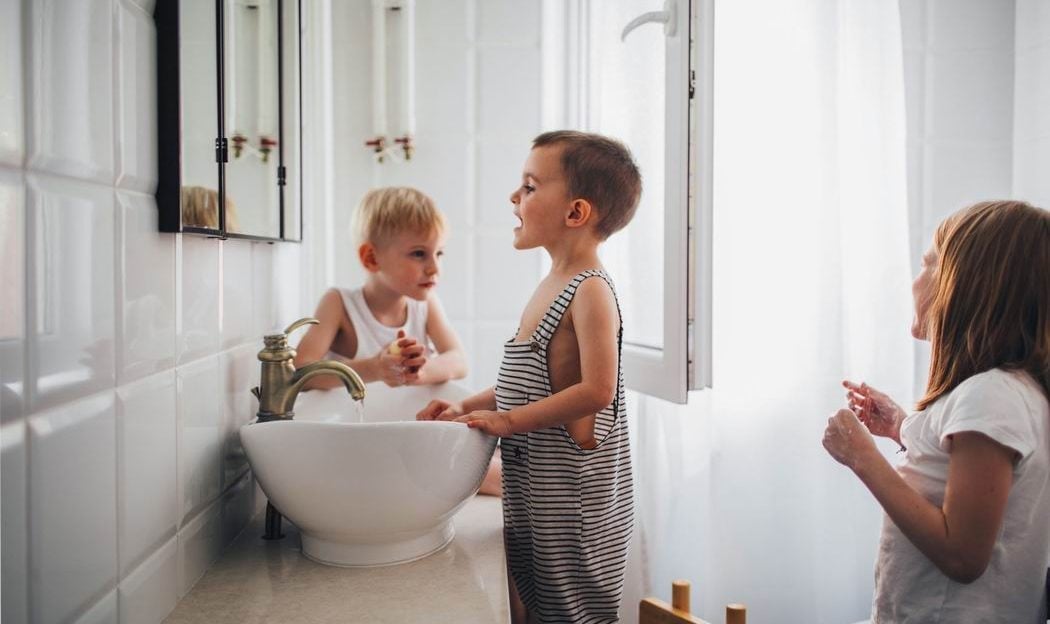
[330,0,546,391]
[0,1,293,622]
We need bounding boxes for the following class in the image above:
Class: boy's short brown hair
[352,187,446,247]
[533,130,642,240]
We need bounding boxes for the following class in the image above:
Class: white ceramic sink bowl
[240,382,496,567]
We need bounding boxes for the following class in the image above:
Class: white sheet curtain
[622,1,914,622]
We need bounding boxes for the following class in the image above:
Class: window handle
[620,0,677,41]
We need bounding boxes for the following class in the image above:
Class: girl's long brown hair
[917,200,1050,411]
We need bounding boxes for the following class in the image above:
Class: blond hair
[181,186,239,232]
[351,187,446,247]
[917,200,1050,410]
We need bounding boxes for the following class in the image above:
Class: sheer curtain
[622,1,914,622]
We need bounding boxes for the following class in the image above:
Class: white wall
[1013,0,1050,206]
[0,1,302,622]
[327,0,546,391]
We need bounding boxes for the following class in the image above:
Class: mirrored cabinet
[155,0,302,242]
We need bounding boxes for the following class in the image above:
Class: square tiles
[178,235,221,364]
[177,356,224,526]
[0,0,24,167]
[0,169,25,422]
[116,0,159,193]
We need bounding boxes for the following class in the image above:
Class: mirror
[154,0,302,241]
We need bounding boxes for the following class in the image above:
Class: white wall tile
[926,141,1013,229]
[220,345,256,491]
[0,170,25,423]
[899,0,928,51]
[221,471,256,546]
[0,0,24,167]
[28,391,117,624]
[1,420,28,623]
[177,356,224,526]
[1014,138,1050,207]
[476,137,529,227]
[73,590,118,624]
[476,0,541,46]
[177,499,223,598]
[252,242,277,335]
[379,132,474,231]
[27,174,116,412]
[28,0,115,183]
[415,0,471,48]
[115,0,159,193]
[117,371,178,575]
[119,537,178,624]
[474,230,540,320]
[222,240,255,349]
[177,235,221,363]
[927,49,1014,142]
[437,227,473,321]
[118,191,176,384]
[928,0,1015,51]
[1015,0,1050,50]
[1013,47,1050,142]
[415,46,473,134]
[478,47,541,135]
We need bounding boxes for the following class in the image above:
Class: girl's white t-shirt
[872,368,1050,623]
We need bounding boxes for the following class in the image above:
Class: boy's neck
[361,277,409,326]
[545,236,604,277]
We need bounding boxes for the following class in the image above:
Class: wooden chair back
[639,580,747,624]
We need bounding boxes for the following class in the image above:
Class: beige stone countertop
[165,496,509,623]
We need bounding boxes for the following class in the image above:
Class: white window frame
[546,0,712,403]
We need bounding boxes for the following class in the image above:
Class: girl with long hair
[823,200,1050,622]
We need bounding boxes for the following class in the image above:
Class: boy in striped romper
[417,131,640,623]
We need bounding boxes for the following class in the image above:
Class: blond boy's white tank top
[337,287,429,357]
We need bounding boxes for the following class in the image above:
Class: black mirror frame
[154,0,303,243]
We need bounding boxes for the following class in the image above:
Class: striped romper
[497,270,635,624]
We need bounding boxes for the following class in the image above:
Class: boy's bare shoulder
[569,275,619,321]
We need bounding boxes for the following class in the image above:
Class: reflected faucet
[251,317,366,423]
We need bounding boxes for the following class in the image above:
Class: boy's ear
[358,242,380,272]
[565,199,594,229]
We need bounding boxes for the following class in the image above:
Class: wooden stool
[639,580,747,624]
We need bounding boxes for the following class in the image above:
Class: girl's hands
[823,408,879,471]
[843,380,906,444]
[455,410,516,437]
[416,399,464,421]
[376,330,427,387]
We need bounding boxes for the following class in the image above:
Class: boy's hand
[455,410,516,437]
[376,331,421,387]
[416,400,464,421]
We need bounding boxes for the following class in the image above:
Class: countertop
[165,496,509,623]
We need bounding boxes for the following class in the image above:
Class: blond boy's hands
[455,410,515,437]
[376,330,424,387]
[415,399,464,421]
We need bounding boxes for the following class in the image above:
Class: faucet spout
[290,360,366,402]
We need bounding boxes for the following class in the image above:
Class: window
[548,0,711,402]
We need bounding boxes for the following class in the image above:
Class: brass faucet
[251,317,366,423]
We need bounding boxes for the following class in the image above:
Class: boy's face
[366,228,446,301]
[509,145,571,250]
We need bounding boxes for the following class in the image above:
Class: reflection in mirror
[180,185,240,230]
[178,0,221,231]
[281,0,302,241]
[225,0,281,237]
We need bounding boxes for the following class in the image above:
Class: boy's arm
[464,279,619,434]
[293,289,382,388]
[415,294,468,384]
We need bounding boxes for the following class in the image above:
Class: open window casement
[553,0,711,403]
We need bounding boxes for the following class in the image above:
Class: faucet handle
[260,317,319,362]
